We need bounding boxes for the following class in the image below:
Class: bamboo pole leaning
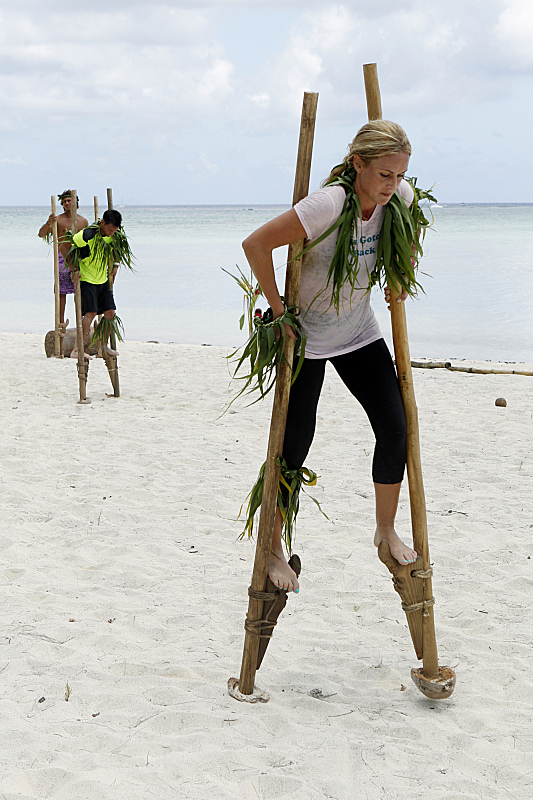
[92,196,105,359]
[229,91,319,702]
[363,62,455,699]
[71,190,91,404]
[51,196,62,358]
[105,188,120,397]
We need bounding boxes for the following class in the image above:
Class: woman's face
[352,152,410,210]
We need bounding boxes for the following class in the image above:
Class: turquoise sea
[0,204,532,363]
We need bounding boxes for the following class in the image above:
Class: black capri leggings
[283,338,406,485]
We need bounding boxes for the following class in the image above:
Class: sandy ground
[0,331,532,800]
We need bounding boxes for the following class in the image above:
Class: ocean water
[0,204,532,363]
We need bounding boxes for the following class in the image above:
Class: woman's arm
[242,208,307,322]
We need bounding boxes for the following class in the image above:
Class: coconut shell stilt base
[102,350,120,396]
[378,542,456,699]
[256,553,301,670]
[411,666,456,699]
[76,360,91,404]
[378,542,425,659]
[227,677,269,704]
[228,555,301,703]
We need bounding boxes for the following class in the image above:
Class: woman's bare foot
[374,526,417,565]
[104,345,119,356]
[269,547,299,593]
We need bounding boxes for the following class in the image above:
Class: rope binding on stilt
[76,362,89,380]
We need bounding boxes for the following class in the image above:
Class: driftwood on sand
[44,326,98,358]
[410,360,533,377]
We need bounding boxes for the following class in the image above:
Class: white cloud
[0,1,526,136]
[240,0,512,127]
[249,93,269,108]
[0,0,532,203]
[0,7,233,124]
[0,156,27,165]
[496,0,533,69]
[199,153,222,174]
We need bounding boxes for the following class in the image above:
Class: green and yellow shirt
[72,227,114,285]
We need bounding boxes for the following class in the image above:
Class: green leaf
[238,457,328,553]
[91,314,125,346]
[223,302,306,413]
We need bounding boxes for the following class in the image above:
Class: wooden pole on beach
[51,196,62,358]
[105,188,120,397]
[233,92,319,699]
[71,190,91,404]
[363,63,455,698]
[92,196,105,358]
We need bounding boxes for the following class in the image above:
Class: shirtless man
[38,191,88,325]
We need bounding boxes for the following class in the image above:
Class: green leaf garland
[240,457,328,553]
[221,265,263,336]
[225,302,306,409]
[291,167,436,306]
[64,223,135,274]
[369,178,437,296]
[91,314,125,346]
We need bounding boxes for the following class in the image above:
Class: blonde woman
[243,120,418,594]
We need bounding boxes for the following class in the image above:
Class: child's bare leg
[373,482,417,564]
[269,509,299,593]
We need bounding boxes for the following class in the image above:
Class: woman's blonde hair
[323,120,411,185]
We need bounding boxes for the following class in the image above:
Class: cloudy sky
[1,0,532,205]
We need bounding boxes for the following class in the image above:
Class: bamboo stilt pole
[51,196,62,358]
[70,191,90,403]
[363,64,383,121]
[105,188,120,397]
[234,92,319,699]
[363,63,455,698]
[93,196,104,357]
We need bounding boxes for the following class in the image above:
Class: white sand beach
[0,330,532,799]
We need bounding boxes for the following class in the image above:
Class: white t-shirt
[293,179,414,359]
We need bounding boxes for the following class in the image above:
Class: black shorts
[80,281,116,315]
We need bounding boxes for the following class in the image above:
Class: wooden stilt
[51,196,62,358]
[231,92,319,701]
[104,188,120,397]
[93,196,105,358]
[71,190,91,404]
[363,63,455,699]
